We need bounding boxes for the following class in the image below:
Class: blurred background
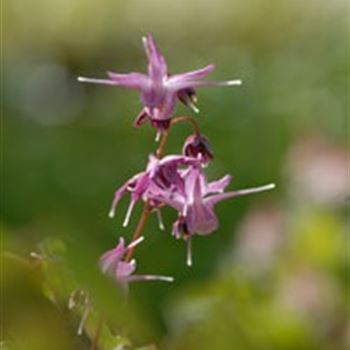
[2,0,349,349]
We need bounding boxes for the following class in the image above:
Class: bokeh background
[2,0,349,349]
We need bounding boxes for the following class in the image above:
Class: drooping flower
[100,236,174,286]
[78,34,241,130]
[108,154,201,227]
[151,165,275,266]
[183,133,213,163]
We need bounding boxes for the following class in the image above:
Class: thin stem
[171,115,200,135]
[155,128,170,159]
[90,317,103,350]
[87,119,192,349]
[93,115,201,347]
[124,202,152,262]
[77,295,90,336]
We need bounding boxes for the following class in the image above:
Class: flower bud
[183,133,214,163]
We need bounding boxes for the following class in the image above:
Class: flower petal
[158,155,201,169]
[116,260,137,279]
[142,34,168,82]
[205,183,276,207]
[206,175,232,194]
[99,237,126,274]
[167,64,215,86]
[107,71,150,90]
[109,183,129,218]
[186,203,219,235]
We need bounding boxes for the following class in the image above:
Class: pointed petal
[142,34,168,81]
[206,183,276,207]
[107,71,149,90]
[184,166,203,205]
[206,175,232,194]
[109,171,148,219]
[167,64,215,86]
[193,169,204,204]
[109,183,130,218]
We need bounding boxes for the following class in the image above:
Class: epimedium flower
[108,154,201,227]
[182,133,214,163]
[100,236,174,287]
[77,34,242,131]
[151,165,276,266]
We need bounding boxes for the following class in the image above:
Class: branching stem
[90,317,103,350]
[93,115,200,348]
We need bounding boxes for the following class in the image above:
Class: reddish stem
[124,202,152,262]
[171,115,200,135]
[90,317,103,350]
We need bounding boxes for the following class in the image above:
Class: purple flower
[151,165,275,266]
[109,154,201,227]
[100,236,174,286]
[78,34,241,130]
[183,133,213,163]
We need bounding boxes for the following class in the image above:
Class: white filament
[123,200,135,227]
[186,237,193,267]
[108,207,115,218]
[156,210,165,230]
[128,275,174,283]
[77,304,90,336]
[189,103,200,114]
[127,236,145,250]
[226,79,242,86]
[155,130,161,142]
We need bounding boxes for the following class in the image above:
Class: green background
[2,0,348,349]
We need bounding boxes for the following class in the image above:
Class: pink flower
[152,165,275,266]
[78,34,241,130]
[108,154,201,227]
[100,236,174,286]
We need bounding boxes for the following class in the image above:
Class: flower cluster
[79,34,275,286]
